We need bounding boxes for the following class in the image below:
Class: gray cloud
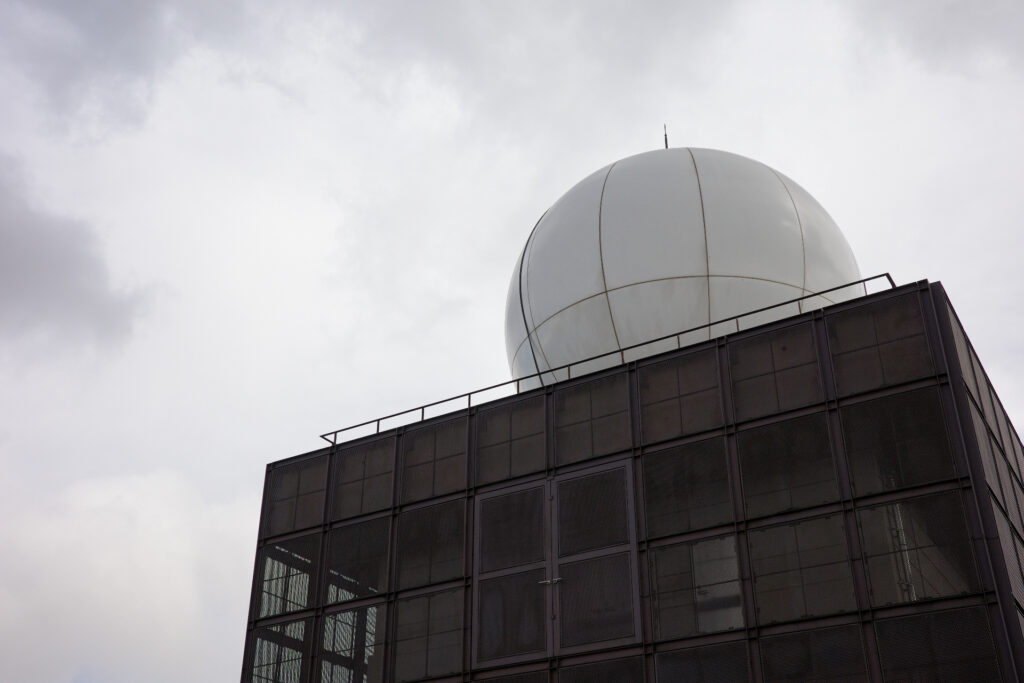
[0,0,245,124]
[0,156,146,346]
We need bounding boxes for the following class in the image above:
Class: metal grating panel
[480,486,546,572]
[738,413,837,517]
[560,656,644,683]
[857,491,978,607]
[840,387,954,496]
[761,624,867,682]
[331,437,394,521]
[639,348,723,444]
[477,569,547,662]
[324,516,390,604]
[730,322,822,421]
[401,418,467,504]
[875,606,1000,681]
[257,533,320,619]
[477,396,546,486]
[264,453,328,538]
[557,468,629,556]
[393,589,464,683]
[650,535,743,640]
[827,292,933,397]
[554,373,631,465]
[643,437,732,538]
[655,641,749,682]
[748,514,856,624]
[320,603,386,683]
[247,618,312,683]
[396,499,465,590]
[558,552,635,647]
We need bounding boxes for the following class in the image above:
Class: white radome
[504,148,862,382]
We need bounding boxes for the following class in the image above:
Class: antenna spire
[663,124,669,149]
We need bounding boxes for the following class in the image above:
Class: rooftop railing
[320,274,896,445]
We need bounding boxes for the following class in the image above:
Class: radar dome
[505,148,861,381]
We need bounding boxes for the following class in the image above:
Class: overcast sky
[2,1,1024,681]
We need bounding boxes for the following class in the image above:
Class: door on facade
[473,459,641,668]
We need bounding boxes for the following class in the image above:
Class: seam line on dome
[519,211,547,383]
[597,161,624,362]
[688,148,711,339]
[768,167,807,314]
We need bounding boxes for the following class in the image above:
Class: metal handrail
[319,274,896,445]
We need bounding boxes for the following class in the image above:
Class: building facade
[241,281,1024,682]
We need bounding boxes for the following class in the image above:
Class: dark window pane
[324,517,389,603]
[393,589,464,682]
[650,535,743,640]
[401,418,467,503]
[331,437,394,521]
[396,500,465,590]
[761,625,867,682]
[858,491,978,606]
[841,388,955,496]
[256,533,320,618]
[561,657,644,683]
[828,293,933,396]
[639,348,722,444]
[321,603,386,683]
[477,396,546,485]
[748,515,856,624]
[738,413,837,517]
[482,674,547,683]
[480,487,545,572]
[875,607,1000,682]
[263,452,328,537]
[554,373,631,465]
[644,437,732,538]
[656,641,748,682]
[730,323,822,421]
[247,618,312,683]
[477,568,546,662]
[558,552,635,647]
[558,468,629,556]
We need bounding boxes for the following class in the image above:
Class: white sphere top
[504,147,861,381]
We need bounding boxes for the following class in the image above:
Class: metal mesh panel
[393,588,464,683]
[331,437,394,521]
[748,514,856,624]
[396,499,465,590]
[972,403,1005,506]
[650,535,743,640]
[263,453,328,537]
[761,624,867,682]
[320,603,386,683]
[257,533,320,618]
[655,641,749,682]
[947,303,979,401]
[480,486,545,572]
[738,413,837,517]
[858,491,978,607]
[247,618,312,683]
[639,348,723,444]
[730,323,822,421]
[558,552,634,647]
[643,437,732,538]
[324,517,389,604]
[827,293,933,397]
[840,388,954,496]
[481,674,547,683]
[875,606,1000,681]
[477,396,546,486]
[994,510,1024,609]
[554,373,631,465]
[560,656,644,683]
[557,468,629,556]
[477,568,546,662]
[401,418,467,504]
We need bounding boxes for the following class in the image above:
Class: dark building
[241,280,1024,682]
